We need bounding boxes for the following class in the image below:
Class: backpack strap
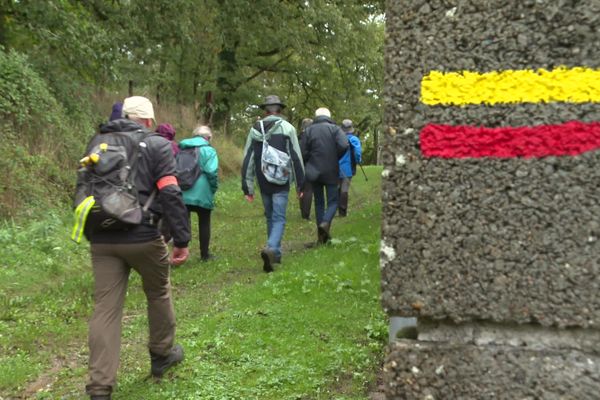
[143,189,157,213]
[259,120,267,142]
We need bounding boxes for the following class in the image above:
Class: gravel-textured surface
[384,340,600,400]
[382,0,600,328]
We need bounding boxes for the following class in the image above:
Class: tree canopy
[1,0,384,146]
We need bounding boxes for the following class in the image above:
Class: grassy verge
[0,166,385,399]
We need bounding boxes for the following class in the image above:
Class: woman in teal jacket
[179,125,219,261]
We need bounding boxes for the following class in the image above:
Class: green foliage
[0,48,91,219]
[0,212,90,394]
[0,49,63,132]
[0,167,385,399]
[0,0,384,216]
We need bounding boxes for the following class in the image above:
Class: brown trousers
[85,238,175,396]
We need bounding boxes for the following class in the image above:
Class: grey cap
[259,95,286,109]
[341,119,353,132]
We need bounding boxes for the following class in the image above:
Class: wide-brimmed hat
[259,95,286,109]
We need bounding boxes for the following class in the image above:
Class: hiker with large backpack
[338,119,362,217]
[72,96,190,400]
[301,107,349,244]
[178,125,219,262]
[241,95,305,272]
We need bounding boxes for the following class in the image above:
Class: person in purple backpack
[156,123,180,156]
[156,123,181,243]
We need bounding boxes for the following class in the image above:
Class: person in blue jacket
[338,119,362,217]
[179,125,219,261]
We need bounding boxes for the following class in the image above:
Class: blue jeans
[312,182,339,225]
[260,190,289,258]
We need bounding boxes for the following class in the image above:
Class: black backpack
[176,145,207,190]
[71,130,155,242]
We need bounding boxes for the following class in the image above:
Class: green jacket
[179,136,219,209]
[241,115,304,195]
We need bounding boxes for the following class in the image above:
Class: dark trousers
[187,205,212,259]
[299,180,313,219]
[313,182,339,225]
[338,177,351,216]
[86,239,175,396]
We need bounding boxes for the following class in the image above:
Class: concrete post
[382,1,600,398]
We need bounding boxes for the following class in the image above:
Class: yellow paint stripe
[421,66,600,105]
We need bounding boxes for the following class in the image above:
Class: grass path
[0,166,385,399]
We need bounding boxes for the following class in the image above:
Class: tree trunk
[128,80,134,97]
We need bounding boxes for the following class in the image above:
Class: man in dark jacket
[241,95,305,272]
[75,96,190,400]
[298,118,314,219]
[301,107,349,244]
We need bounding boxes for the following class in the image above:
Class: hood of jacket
[249,115,284,141]
[179,136,210,149]
[99,118,146,134]
[312,115,335,125]
[156,123,176,141]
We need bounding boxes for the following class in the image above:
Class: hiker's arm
[351,136,362,164]
[203,147,219,193]
[300,131,310,162]
[152,140,191,249]
[335,127,349,159]
[241,133,255,196]
[288,132,305,192]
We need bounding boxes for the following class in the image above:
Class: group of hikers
[73,94,361,399]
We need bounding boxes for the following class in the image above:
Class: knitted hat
[109,102,123,121]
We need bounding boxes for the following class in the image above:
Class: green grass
[0,166,385,399]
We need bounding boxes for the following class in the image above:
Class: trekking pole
[358,164,368,181]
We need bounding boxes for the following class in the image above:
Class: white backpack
[259,120,291,185]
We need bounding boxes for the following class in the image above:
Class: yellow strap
[71,196,95,244]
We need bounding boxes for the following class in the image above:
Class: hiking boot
[150,344,184,378]
[338,209,347,217]
[200,254,217,262]
[260,248,276,273]
[318,222,331,244]
[90,396,111,400]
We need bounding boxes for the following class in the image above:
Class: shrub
[0,48,91,219]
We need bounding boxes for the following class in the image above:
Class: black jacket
[301,116,349,185]
[76,119,191,247]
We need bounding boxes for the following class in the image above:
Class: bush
[0,48,92,219]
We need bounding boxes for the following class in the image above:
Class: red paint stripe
[420,121,600,158]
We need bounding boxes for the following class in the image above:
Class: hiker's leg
[266,190,289,258]
[185,205,195,247]
[197,207,212,259]
[261,191,274,238]
[127,239,175,356]
[323,183,339,223]
[313,182,325,225]
[338,178,351,216]
[86,244,130,397]
[300,180,313,219]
